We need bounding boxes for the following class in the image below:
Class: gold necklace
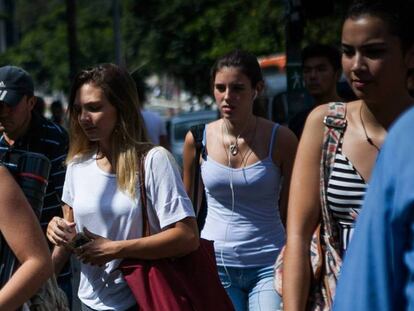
[359,104,380,152]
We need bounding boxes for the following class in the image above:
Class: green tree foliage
[1,1,68,91]
[0,0,347,97]
[123,0,285,96]
[1,0,115,93]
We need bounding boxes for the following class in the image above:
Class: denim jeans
[217,265,282,311]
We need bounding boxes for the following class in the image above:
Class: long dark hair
[346,0,414,52]
[210,49,267,117]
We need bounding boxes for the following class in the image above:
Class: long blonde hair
[67,63,152,198]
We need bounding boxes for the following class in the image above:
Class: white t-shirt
[62,147,194,310]
[141,109,167,145]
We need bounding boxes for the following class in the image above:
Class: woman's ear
[255,81,265,97]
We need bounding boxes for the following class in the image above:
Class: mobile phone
[68,232,91,250]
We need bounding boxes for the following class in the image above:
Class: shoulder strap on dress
[268,123,280,158]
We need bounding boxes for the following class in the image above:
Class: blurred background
[0,0,354,168]
[0,2,354,306]
[0,0,352,115]
[3,2,364,167]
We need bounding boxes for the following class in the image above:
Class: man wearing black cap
[0,65,73,306]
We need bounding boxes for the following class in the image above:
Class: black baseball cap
[0,65,34,107]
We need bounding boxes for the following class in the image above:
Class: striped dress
[326,141,367,255]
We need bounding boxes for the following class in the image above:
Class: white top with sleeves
[62,147,195,311]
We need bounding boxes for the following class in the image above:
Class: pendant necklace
[359,105,380,152]
[230,140,239,156]
[223,118,250,156]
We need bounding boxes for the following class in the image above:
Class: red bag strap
[139,154,151,237]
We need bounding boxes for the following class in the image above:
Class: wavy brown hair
[67,63,151,198]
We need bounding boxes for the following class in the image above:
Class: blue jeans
[218,265,282,311]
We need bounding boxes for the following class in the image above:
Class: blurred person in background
[33,96,46,117]
[50,99,67,128]
[289,43,344,139]
[132,71,170,149]
[0,163,52,310]
[0,65,72,307]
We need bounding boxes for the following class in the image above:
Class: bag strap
[320,102,347,240]
[189,124,205,214]
[139,153,151,238]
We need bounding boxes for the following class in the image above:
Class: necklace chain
[222,116,252,156]
[359,105,380,152]
[239,119,257,166]
[222,116,257,166]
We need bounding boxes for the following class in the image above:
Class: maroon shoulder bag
[119,154,234,311]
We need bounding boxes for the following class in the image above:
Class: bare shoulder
[302,103,338,138]
[306,103,331,126]
[342,100,362,124]
[290,104,331,155]
[256,118,298,164]
[184,118,220,144]
[255,117,297,144]
[206,119,222,132]
[276,124,297,144]
[307,100,357,124]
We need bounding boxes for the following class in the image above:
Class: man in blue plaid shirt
[0,65,72,307]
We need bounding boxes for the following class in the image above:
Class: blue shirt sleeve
[334,107,414,311]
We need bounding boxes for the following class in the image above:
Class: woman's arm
[76,217,199,266]
[75,147,199,266]
[46,204,76,275]
[0,167,53,311]
[182,130,196,197]
[282,105,327,311]
[272,125,298,226]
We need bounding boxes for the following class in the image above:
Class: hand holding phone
[68,232,91,251]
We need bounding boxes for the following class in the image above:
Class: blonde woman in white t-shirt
[46,64,198,311]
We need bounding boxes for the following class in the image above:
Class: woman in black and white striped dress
[326,141,367,254]
[282,0,414,310]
